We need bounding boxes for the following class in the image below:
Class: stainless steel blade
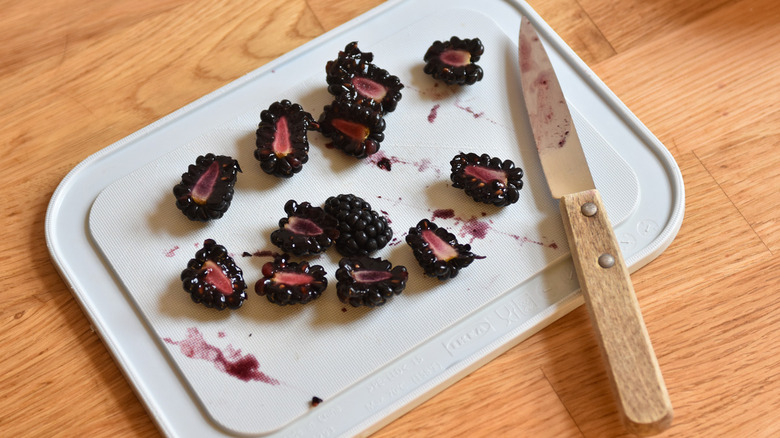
[518,17,595,199]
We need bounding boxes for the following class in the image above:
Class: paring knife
[518,17,673,436]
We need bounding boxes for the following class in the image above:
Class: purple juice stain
[454,98,484,119]
[432,208,455,220]
[368,151,407,170]
[515,235,542,246]
[453,98,499,125]
[457,216,491,241]
[434,210,559,249]
[367,151,442,176]
[164,246,180,257]
[511,234,560,250]
[163,328,279,384]
[416,158,441,176]
[406,83,455,100]
[427,104,440,123]
[377,157,392,171]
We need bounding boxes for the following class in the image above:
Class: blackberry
[326,42,403,114]
[335,256,408,308]
[181,239,247,310]
[173,154,241,221]
[450,152,523,207]
[423,37,484,86]
[254,254,328,306]
[255,100,318,178]
[406,219,475,280]
[270,200,339,256]
[319,99,385,159]
[323,194,393,256]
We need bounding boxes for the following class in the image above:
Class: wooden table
[2,0,778,436]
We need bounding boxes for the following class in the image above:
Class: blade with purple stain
[518,17,595,199]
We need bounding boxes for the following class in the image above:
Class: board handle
[560,189,673,436]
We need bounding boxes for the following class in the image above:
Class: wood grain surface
[1,0,778,437]
[560,190,673,435]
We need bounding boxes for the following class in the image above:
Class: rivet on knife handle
[560,189,673,435]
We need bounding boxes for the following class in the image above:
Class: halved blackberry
[254,254,328,306]
[326,42,403,114]
[255,100,318,178]
[335,256,408,308]
[270,200,339,256]
[173,154,241,221]
[423,37,484,86]
[181,239,247,310]
[323,194,393,256]
[318,99,385,159]
[405,219,475,280]
[450,152,523,207]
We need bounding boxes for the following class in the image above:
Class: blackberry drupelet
[254,253,328,306]
[406,219,476,280]
[318,99,385,159]
[335,256,408,308]
[326,42,403,114]
[323,194,393,256]
[173,153,241,221]
[255,100,318,178]
[450,152,523,207]
[423,37,484,85]
[270,200,339,256]
[181,239,247,310]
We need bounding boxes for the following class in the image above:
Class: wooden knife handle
[559,189,673,436]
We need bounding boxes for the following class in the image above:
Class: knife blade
[518,16,673,436]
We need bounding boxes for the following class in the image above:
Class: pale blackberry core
[173,153,241,221]
[423,37,484,85]
[335,256,408,308]
[318,99,385,158]
[326,42,403,114]
[254,254,328,306]
[255,100,318,178]
[181,239,247,310]
[406,219,476,280]
[450,152,523,207]
[270,200,339,256]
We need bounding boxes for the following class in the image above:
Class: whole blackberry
[323,194,393,256]
[423,37,484,86]
[318,99,385,159]
[450,152,523,207]
[181,239,247,310]
[326,42,403,114]
[255,100,318,178]
[173,154,241,221]
[254,254,328,306]
[270,200,339,256]
[336,256,408,308]
[406,219,476,280]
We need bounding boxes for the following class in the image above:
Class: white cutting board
[48,1,684,436]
